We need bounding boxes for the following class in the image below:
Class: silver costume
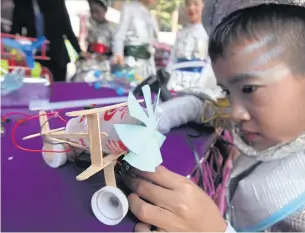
[202,0,305,36]
[112,1,158,79]
[86,18,113,48]
[166,24,211,93]
[200,1,305,231]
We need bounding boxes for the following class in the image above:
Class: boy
[124,0,305,232]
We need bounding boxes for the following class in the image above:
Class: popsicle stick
[104,162,116,187]
[39,110,50,134]
[76,165,104,181]
[66,99,144,117]
[87,113,103,166]
[23,127,65,140]
[49,132,108,139]
[51,138,88,150]
[76,152,125,181]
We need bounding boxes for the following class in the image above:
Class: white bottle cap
[91,186,129,225]
[42,143,68,168]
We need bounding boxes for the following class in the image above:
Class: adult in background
[10,0,82,81]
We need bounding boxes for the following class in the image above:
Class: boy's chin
[241,136,277,151]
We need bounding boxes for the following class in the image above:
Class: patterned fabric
[87,18,113,47]
[202,0,305,35]
[112,0,158,79]
[228,152,305,231]
[269,208,305,232]
[166,24,210,92]
[169,24,209,64]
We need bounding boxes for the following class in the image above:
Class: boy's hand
[124,166,227,232]
[112,54,124,65]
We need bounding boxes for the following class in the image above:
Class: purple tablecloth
[1,83,211,232]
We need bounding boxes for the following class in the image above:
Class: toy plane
[23,85,166,226]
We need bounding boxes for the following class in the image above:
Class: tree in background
[112,0,185,32]
[150,0,184,31]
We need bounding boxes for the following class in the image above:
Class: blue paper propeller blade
[2,38,23,51]
[24,51,35,68]
[31,36,46,50]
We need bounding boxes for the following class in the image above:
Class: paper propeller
[2,36,46,69]
[114,85,166,172]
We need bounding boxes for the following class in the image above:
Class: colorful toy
[22,85,166,225]
[1,68,25,96]
[0,33,52,81]
[84,65,144,96]
[2,35,46,68]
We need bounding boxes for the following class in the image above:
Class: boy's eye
[242,85,257,94]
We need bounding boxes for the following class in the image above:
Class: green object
[31,62,42,77]
[0,59,9,75]
[124,44,151,60]
[65,39,79,62]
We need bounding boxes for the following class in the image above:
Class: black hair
[208,4,305,75]
[88,0,107,10]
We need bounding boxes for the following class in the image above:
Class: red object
[154,42,171,68]
[90,43,109,54]
[1,33,50,60]
[10,111,71,153]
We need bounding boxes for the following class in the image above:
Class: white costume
[112,1,158,80]
[166,23,221,100]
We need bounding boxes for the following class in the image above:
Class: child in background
[72,0,113,82]
[112,0,158,80]
[86,0,113,56]
[166,0,211,93]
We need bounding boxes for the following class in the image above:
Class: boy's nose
[230,104,251,123]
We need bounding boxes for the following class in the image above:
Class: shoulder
[121,2,135,11]
[191,25,209,40]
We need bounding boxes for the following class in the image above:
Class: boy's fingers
[134,222,152,232]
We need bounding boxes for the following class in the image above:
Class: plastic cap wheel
[42,143,68,168]
[91,186,129,225]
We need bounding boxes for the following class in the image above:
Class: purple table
[1,83,211,232]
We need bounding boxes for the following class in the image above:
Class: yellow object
[201,98,231,123]
[31,62,42,78]
[0,59,9,75]
[10,49,23,61]
[135,74,144,82]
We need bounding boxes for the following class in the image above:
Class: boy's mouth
[240,130,260,143]
[188,11,195,17]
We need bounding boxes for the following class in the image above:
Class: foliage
[150,0,184,31]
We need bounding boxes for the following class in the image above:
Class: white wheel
[42,143,68,168]
[91,186,129,225]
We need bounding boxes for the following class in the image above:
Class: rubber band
[11,112,72,153]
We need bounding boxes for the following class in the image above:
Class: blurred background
[1,0,194,81]
[1,0,192,46]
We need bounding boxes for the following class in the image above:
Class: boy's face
[213,37,305,151]
[185,0,203,24]
[89,2,106,23]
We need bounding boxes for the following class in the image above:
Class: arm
[60,0,81,54]
[157,93,230,134]
[157,95,205,134]
[112,3,131,56]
